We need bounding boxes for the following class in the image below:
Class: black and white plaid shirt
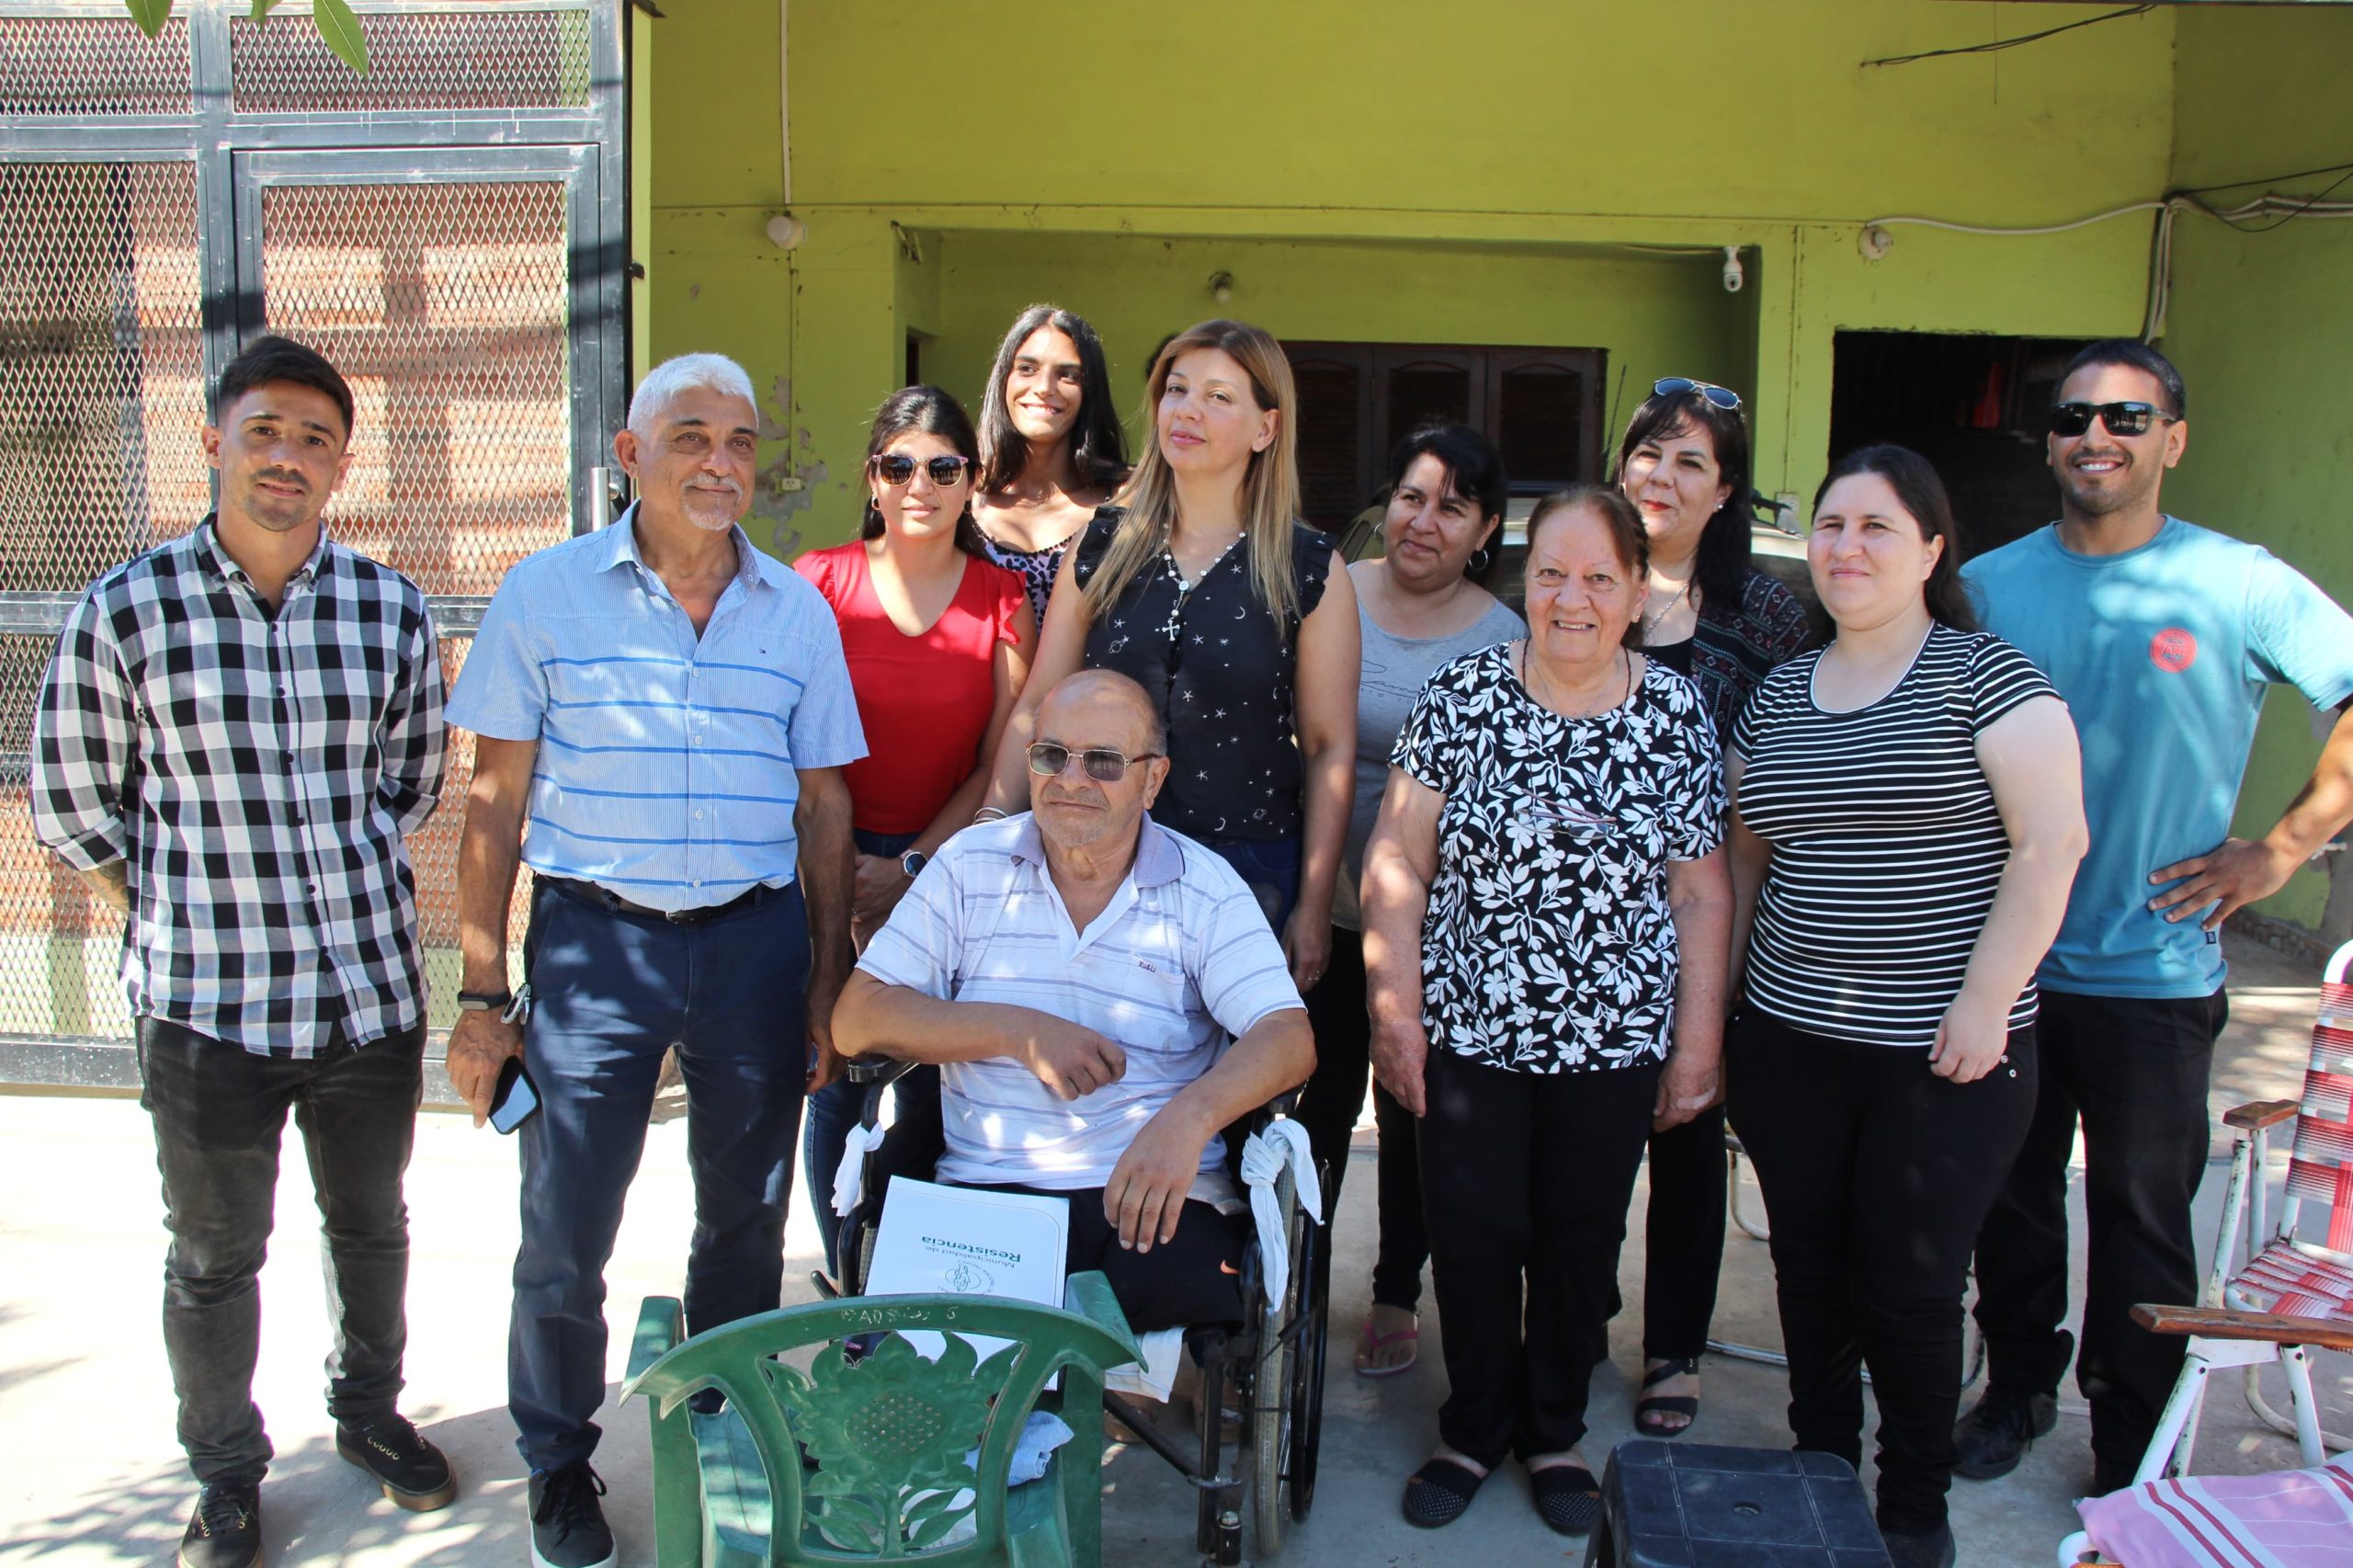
[30,519,446,1056]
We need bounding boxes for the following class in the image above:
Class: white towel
[830,1117,892,1218]
[1240,1119,1324,1312]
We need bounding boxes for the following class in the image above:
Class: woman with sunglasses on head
[1609,375,1813,1439]
[972,305,1131,625]
[794,386,1037,1275]
[1724,446,2083,1568]
[1290,424,1525,1380]
[985,320,1358,990]
[1364,485,1731,1538]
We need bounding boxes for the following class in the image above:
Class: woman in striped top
[1723,445,2086,1568]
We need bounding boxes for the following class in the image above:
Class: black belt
[541,875,779,926]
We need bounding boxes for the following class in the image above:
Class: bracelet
[972,807,1009,824]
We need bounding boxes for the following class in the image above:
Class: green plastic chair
[622,1274,1142,1567]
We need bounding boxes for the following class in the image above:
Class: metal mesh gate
[0,0,625,1085]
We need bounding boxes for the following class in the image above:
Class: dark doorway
[1284,341,1606,540]
[1828,331,2090,558]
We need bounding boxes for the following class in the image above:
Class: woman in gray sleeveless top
[1293,425,1524,1378]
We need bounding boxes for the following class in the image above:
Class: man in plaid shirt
[29,336,451,1568]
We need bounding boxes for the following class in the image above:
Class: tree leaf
[124,0,174,37]
[309,0,369,74]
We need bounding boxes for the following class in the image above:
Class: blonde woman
[986,319,1358,989]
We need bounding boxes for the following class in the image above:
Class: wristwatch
[456,989,514,1013]
[900,848,928,881]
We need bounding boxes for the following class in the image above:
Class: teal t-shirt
[1962,517,2353,999]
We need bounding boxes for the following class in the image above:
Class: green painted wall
[628,0,2353,944]
[2159,5,2353,935]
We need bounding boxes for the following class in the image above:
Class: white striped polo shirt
[857,812,1304,1190]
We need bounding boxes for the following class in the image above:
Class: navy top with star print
[1073,506,1336,843]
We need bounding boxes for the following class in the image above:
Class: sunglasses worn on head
[870,452,972,487]
[1026,742,1162,783]
[2049,401,2177,438]
[1654,377,1742,412]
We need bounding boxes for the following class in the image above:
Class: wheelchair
[815,1056,1330,1565]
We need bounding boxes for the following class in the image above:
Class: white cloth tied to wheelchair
[830,1087,902,1219]
[1240,1119,1324,1312]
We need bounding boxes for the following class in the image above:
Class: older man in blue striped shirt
[835,669,1314,1333]
[445,353,863,1568]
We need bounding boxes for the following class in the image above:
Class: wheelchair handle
[845,1055,921,1087]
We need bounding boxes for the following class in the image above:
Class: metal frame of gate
[0,0,629,1091]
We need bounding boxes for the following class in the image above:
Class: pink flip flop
[1355,1320,1419,1378]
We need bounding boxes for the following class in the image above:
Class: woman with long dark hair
[1609,377,1812,1437]
[985,320,1358,988]
[1725,445,2084,1568]
[795,385,1036,1274]
[972,305,1130,623]
[1292,424,1524,1379]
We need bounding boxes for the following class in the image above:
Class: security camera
[1721,245,1744,294]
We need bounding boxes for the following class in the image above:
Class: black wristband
[456,989,514,1013]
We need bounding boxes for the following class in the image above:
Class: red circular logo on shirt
[2150,628,2198,673]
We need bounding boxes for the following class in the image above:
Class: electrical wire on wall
[1862,161,2353,342]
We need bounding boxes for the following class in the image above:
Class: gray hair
[627,353,758,439]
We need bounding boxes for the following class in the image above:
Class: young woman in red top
[794,385,1037,1272]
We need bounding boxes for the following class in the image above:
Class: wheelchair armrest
[2131,1301,2353,1354]
[846,1054,921,1087]
[626,1295,684,1381]
[2222,1098,2299,1132]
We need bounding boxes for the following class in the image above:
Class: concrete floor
[1,935,2346,1568]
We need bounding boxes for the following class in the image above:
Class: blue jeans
[508,876,809,1472]
[1198,834,1301,937]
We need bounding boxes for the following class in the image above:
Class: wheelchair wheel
[1287,1164,1329,1522]
[1251,1164,1308,1556]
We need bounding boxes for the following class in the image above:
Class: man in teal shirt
[1955,340,2353,1494]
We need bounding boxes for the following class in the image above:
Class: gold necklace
[1523,643,1632,718]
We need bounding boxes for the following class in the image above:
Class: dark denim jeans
[138,1012,426,1486]
[509,877,810,1472]
[1199,834,1302,937]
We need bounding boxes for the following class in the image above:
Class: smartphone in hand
[490,1055,540,1135]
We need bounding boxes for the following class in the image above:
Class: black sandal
[1530,1463,1602,1536]
[1401,1457,1486,1528]
[1634,1355,1700,1437]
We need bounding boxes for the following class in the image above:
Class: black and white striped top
[1731,623,2057,1047]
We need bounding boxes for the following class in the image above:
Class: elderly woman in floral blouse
[1362,483,1732,1539]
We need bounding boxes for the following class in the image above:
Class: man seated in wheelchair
[832,669,1315,1333]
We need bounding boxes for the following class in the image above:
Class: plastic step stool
[1583,1440,1893,1567]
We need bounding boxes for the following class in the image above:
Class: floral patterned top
[1392,643,1726,1074]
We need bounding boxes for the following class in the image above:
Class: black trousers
[1630,1103,1728,1362]
[1727,1012,2037,1533]
[1294,927,1431,1312]
[1969,987,2226,1478]
[138,1012,427,1486]
[1421,1047,1660,1468]
[973,1184,1247,1331]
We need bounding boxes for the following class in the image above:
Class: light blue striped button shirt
[447,506,866,912]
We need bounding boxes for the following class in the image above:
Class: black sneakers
[529,1461,617,1568]
[177,1482,261,1568]
[1881,1519,1959,1568]
[1951,1389,2060,1480]
[335,1414,458,1511]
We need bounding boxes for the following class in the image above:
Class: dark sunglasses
[1026,742,1162,783]
[2049,401,2177,438]
[1654,376,1743,412]
[870,452,972,487]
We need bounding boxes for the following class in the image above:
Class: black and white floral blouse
[1392,643,1726,1074]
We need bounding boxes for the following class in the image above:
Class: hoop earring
[1464,545,1495,577]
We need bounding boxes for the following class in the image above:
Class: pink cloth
[2077,1460,2353,1567]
